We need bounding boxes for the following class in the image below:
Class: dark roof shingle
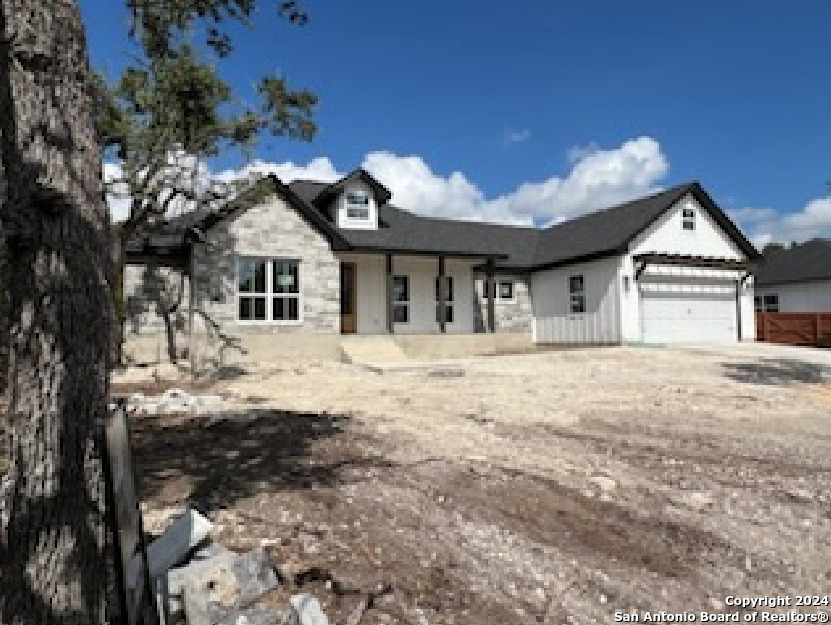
[755,239,831,286]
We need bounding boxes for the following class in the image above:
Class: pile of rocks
[148,509,329,625]
[127,389,224,416]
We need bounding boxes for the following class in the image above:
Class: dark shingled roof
[755,239,831,286]
[128,174,758,271]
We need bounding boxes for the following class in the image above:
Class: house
[122,170,760,365]
[754,239,831,313]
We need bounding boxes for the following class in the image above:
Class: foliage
[94,0,317,240]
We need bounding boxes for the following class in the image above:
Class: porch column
[485,258,496,333]
[386,253,394,334]
[437,255,447,333]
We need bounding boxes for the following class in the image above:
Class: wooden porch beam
[438,255,447,334]
[485,258,496,333]
[386,253,394,334]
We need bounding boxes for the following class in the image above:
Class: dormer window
[345,191,370,220]
[682,207,695,230]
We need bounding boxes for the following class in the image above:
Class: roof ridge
[540,182,696,234]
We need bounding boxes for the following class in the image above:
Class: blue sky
[79,0,831,245]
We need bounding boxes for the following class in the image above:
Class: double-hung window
[237,257,301,322]
[345,191,370,221]
[569,275,586,314]
[393,275,410,323]
[435,276,454,323]
[682,207,696,230]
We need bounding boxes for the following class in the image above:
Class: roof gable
[312,169,392,207]
[530,182,759,269]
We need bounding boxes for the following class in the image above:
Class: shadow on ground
[722,358,830,386]
[129,409,395,514]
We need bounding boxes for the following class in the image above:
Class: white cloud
[106,137,829,248]
[504,128,531,145]
[358,137,669,226]
[730,198,831,248]
[215,156,341,185]
[105,137,670,227]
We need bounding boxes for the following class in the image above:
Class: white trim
[236,256,304,325]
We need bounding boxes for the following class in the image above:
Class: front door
[340,262,357,334]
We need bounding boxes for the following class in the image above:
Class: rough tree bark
[0,1,119,623]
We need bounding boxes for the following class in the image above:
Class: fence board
[756,312,831,347]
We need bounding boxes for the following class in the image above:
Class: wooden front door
[340,262,357,334]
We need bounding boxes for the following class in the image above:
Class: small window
[393,275,409,323]
[237,257,301,322]
[754,296,762,312]
[682,207,695,231]
[762,294,779,312]
[569,275,586,314]
[435,276,454,324]
[498,280,515,300]
[345,191,370,220]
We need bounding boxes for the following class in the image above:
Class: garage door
[641,287,737,343]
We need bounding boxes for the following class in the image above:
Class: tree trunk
[0,1,119,623]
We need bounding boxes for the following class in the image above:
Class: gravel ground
[112,345,831,625]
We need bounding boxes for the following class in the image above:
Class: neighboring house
[754,239,831,313]
[123,170,759,364]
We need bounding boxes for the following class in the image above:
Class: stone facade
[190,194,341,336]
[474,274,534,333]
[122,194,341,367]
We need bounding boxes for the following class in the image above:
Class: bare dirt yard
[112,345,831,625]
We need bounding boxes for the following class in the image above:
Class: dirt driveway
[116,345,831,625]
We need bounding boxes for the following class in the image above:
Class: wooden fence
[756,312,831,347]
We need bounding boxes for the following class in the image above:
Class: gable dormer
[336,180,378,230]
[312,169,392,231]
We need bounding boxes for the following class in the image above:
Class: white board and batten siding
[533,193,756,345]
[531,255,622,344]
[755,280,831,313]
[621,193,755,343]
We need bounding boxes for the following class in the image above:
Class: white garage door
[641,287,737,343]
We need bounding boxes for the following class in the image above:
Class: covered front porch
[337,251,502,335]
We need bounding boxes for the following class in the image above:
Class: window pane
[499,281,514,299]
[346,192,369,206]
[273,260,299,294]
[569,275,584,294]
[274,296,300,321]
[436,304,454,323]
[238,259,261,293]
[393,276,409,302]
[346,207,369,220]
[570,295,585,314]
[393,304,409,323]
[239,297,252,320]
[253,297,267,320]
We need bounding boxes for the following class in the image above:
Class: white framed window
[345,191,370,221]
[682,207,695,231]
[498,280,515,301]
[569,275,586,314]
[237,257,301,322]
[762,294,779,312]
[435,276,454,324]
[393,275,409,323]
